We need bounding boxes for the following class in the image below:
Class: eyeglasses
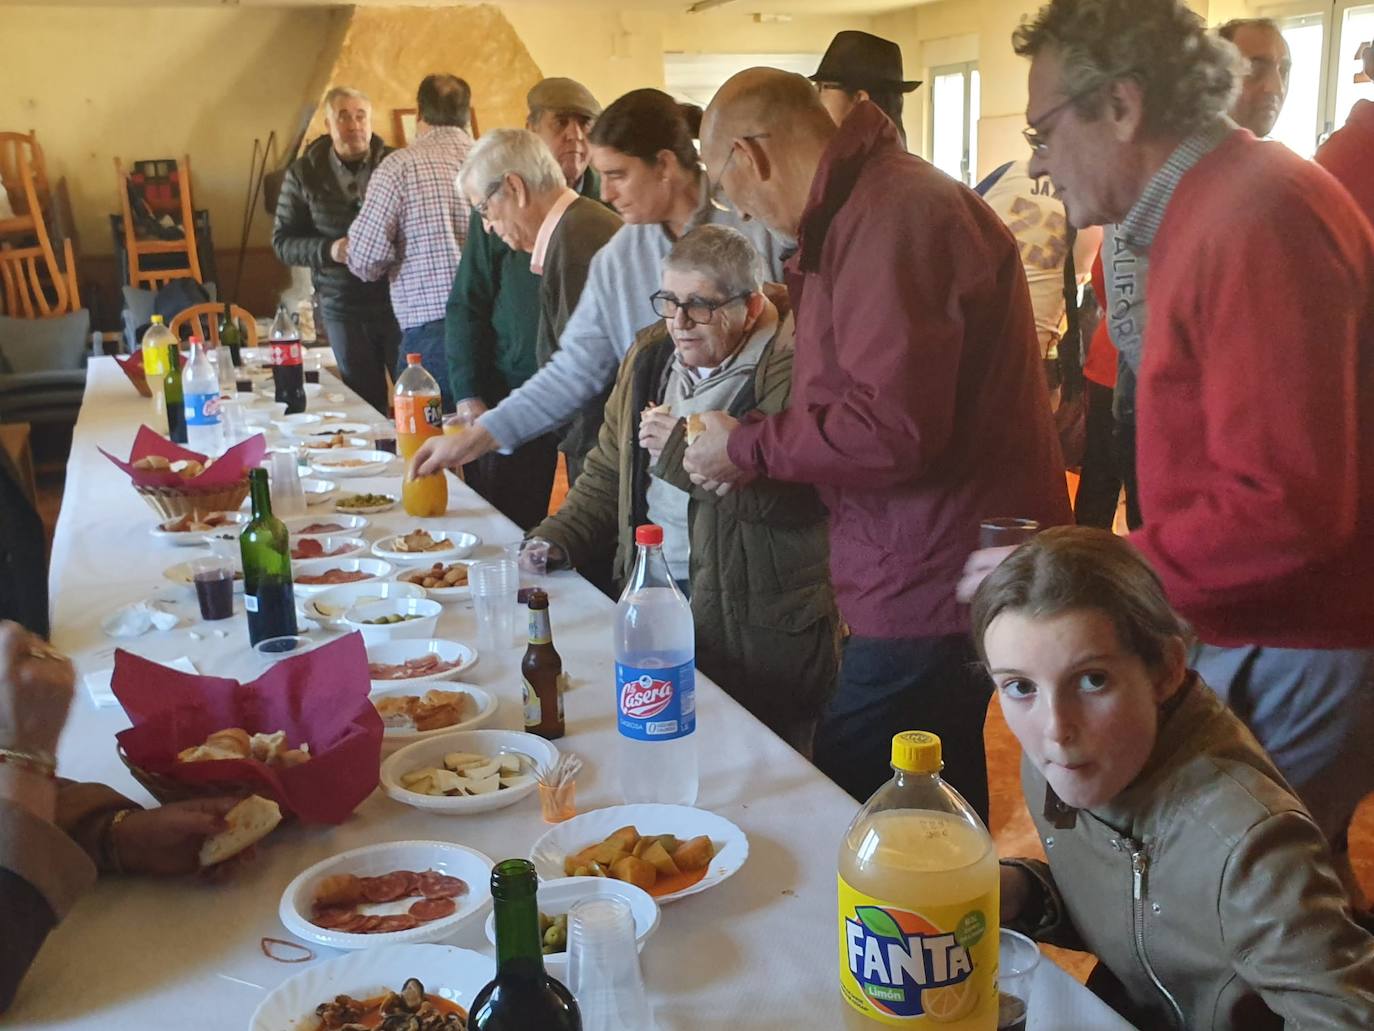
[707,133,770,196]
[1022,81,1108,154]
[472,180,503,220]
[650,290,750,325]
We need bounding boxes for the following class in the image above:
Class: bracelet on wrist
[0,747,56,779]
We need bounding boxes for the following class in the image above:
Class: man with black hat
[810,30,920,146]
[444,77,606,530]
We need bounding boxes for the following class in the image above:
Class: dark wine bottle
[470,859,582,1031]
[163,342,187,444]
[240,467,298,646]
[218,309,243,368]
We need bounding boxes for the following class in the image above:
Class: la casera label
[615,661,695,742]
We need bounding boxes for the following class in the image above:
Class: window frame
[926,60,980,186]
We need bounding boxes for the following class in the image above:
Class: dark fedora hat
[810,31,921,93]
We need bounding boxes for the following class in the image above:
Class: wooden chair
[0,131,80,318]
[169,302,258,346]
[115,155,203,290]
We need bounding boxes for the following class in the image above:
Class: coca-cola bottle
[267,303,307,415]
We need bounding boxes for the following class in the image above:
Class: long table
[16,357,1136,1030]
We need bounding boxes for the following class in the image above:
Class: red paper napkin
[112,633,383,825]
[99,425,266,489]
[112,353,152,397]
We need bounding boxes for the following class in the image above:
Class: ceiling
[2,0,939,12]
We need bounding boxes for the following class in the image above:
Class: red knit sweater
[1132,131,1374,648]
[1316,100,1374,229]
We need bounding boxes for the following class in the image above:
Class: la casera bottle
[470,859,581,1031]
[240,467,298,645]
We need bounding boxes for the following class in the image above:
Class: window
[1263,1,1374,155]
[929,62,979,185]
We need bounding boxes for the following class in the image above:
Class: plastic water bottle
[182,337,223,455]
[614,524,698,806]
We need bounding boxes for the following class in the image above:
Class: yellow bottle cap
[891,731,942,774]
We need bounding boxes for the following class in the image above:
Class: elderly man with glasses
[521,225,839,753]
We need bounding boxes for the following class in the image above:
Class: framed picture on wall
[393,109,418,146]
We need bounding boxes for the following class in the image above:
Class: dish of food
[370,683,496,744]
[310,450,392,478]
[249,944,493,1031]
[375,531,480,563]
[397,750,534,798]
[312,977,467,1030]
[300,433,369,451]
[399,563,470,590]
[305,581,425,625]
[278,840,493,950]
[380,730,558,816]
[298,568,371,586]
[365,640,477,684]
[529,803,749,904]
[132,455,212,478]
[336,492,397,514]
[392,530,451,553]
[150,510,248,546]
[176,727,311,767]
[282,513,369,537]
[293,558,392,594]
[291,536,367,561]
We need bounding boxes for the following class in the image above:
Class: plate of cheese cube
[379,729,559,815]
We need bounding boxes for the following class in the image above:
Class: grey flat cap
[527,77,602,120]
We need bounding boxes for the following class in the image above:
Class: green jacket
[531,316,840,728]
[445,169,601,406]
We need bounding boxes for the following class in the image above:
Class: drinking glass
[567,896,655,1031]
[469,558,519,650]
[190,556,235,621]
[267,451,307,518]
[997,929,1041,1031]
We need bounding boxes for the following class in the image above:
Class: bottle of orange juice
[839,732,999,1029]
[394,353,447,517]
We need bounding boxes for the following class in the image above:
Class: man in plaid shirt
[347,74,474,408]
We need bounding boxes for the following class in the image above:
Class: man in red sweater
[686,69,1070,813]
[999,0,1374,893]
[1316,42,1374,226]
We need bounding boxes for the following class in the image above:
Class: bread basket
[117,742,265,805]
[135,480,250,521]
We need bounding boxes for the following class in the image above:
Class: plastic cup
[567,896,655,1031]
[267,451,307,519]
[469,558,519,650]
[443,410,474,436]
[979,518,1041,549]
[997,929,1040,1031]
[538,780,577,823]
[190,557,234,621]
[253,634,317,676]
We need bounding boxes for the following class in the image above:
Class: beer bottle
[163,342,187,444]
[470,859,581,1031]
[240,467,298,645]
[521,589,564,740]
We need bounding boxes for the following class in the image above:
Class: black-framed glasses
[472,179,503,220]
[650,290,750,325]
[1022,81,1108,154]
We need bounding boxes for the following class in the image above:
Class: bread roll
[685,414,706,445]
[198,795,282,867]
[205,727,252,759]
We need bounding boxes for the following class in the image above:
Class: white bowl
[529,803,750,904]
[310,449,393,478]
[301,477,338,506]
[251,944,492,1031]
[307,421,373,438]
[367,638,479,689]
[282,513,369,537]
[373,530,481,564]
[273,412,323,434]
[483,876,659,980]
[292,556,392,596]
[241,400,288,426]
[342,596,442,644]
[290,535,368,562]
[335,492,397,514]
[394,561,473,602]
[381,729,558,815]
[299,435,370,453]
[277,840,494,951]
[306,579,426,626]
[371,681,498,747]
[149,510,247,547]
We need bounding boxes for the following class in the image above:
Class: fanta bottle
[838,732,998,1029]
[394,353,447,517]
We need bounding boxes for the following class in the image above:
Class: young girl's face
[984,607,1184,810]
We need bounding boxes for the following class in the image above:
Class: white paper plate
[336,492,397,514]
[161,559,245,595]
[381,729,558,816]
[371,681,498,745]
[373,530,480,564]
[529,804,749,904]
[301,477,338,507]
[148,510,247,547]
[278,841,494,951]
[292,556,392,596]
[273,413,322,434]
[305,579,426,626]
[393,561,473,602]
[282,513,369,537]
[367,638,479,688]
[310,449,393,478]
[305,420,373,438]
[483,876,659,980]
[299,435,369,453]
[251,944,492,1031]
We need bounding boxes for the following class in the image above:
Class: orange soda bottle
[394,353,447,517]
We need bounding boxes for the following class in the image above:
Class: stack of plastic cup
[469,557,520,649]
[567,896,654,1031]
[267,451,307,518]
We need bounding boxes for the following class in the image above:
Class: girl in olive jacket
[972,527,1374,1031]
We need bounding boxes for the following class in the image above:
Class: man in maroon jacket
[1316,41,1374,227]
[687,69,1070,812]
[969,0,1374,898]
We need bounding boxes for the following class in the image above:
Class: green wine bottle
[470,859,582,1031]
[218,310,243,368]
[163,342,186,444]
[239,467,297,646]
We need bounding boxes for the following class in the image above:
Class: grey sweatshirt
[478,178,786,452]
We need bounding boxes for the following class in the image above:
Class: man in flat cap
[811,30,921,146]
[444,77,607,529]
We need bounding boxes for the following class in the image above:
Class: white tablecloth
[15,357,1135,1030]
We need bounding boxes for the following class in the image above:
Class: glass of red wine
[190,557,236,621]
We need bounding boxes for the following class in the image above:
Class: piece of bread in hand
[685,414,706,445]
[198,794,282,867]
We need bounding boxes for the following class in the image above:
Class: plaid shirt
[347,126,473,329]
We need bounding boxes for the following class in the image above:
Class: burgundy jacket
[728,104,1070,639]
